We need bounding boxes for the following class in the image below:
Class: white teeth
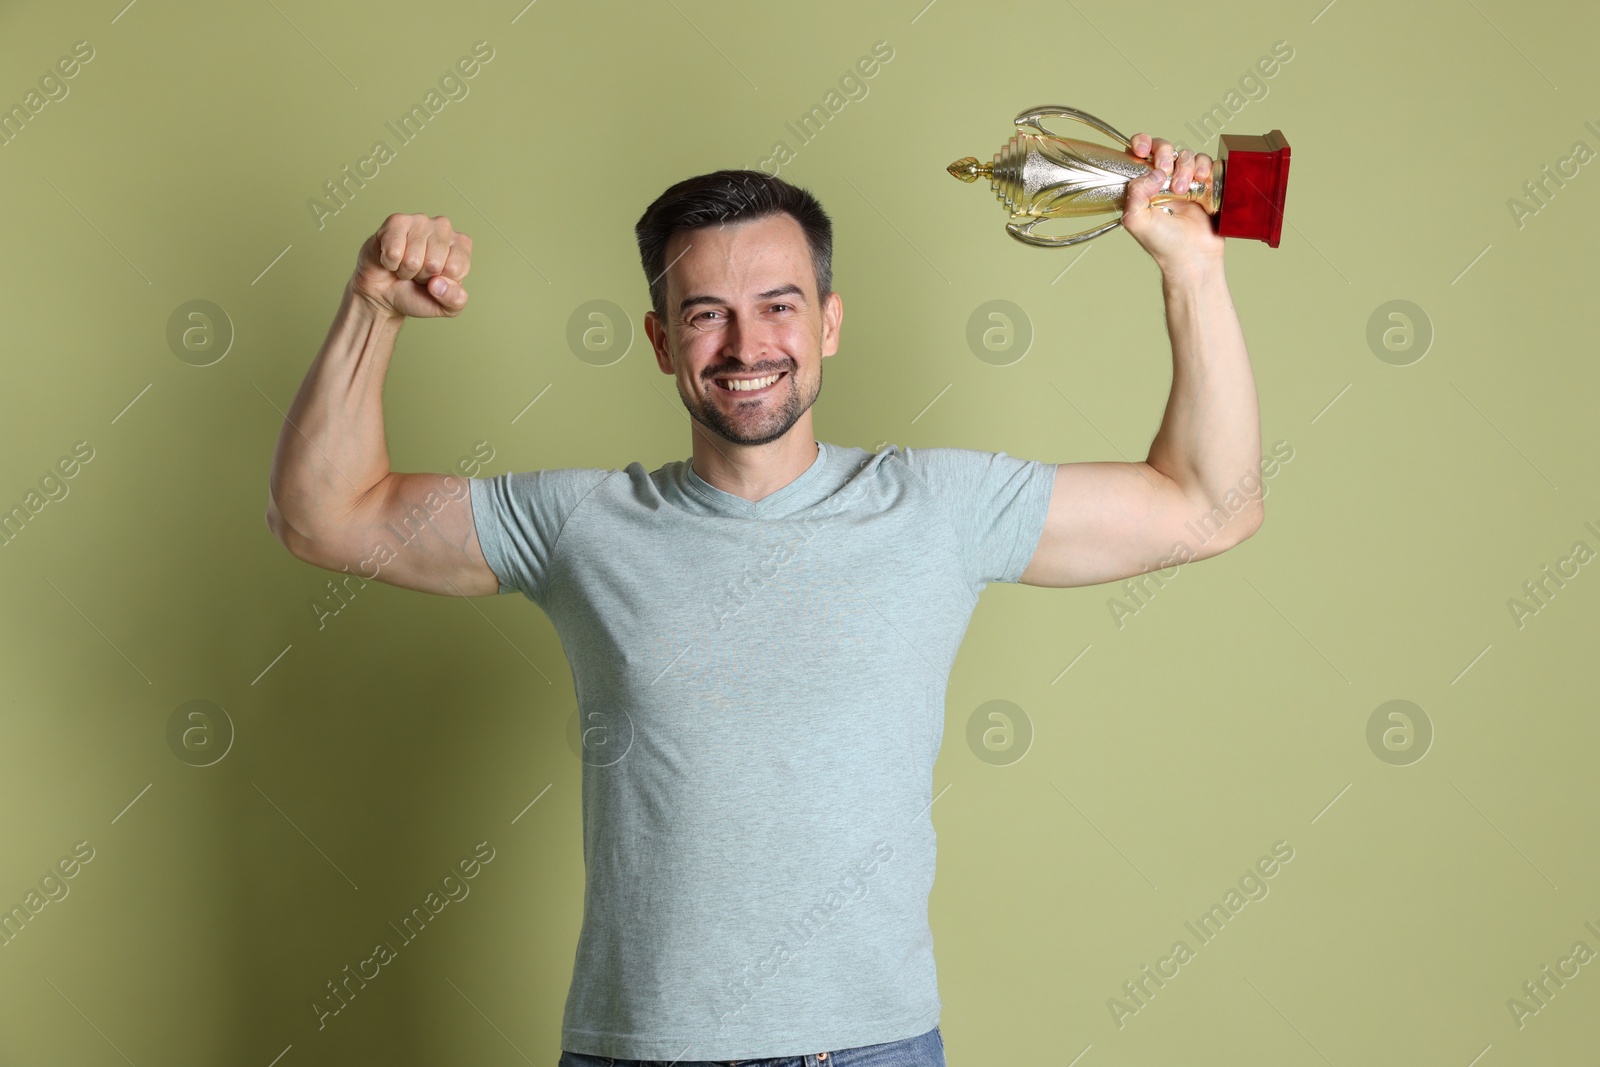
[719,373,782,392]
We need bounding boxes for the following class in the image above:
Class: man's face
[645,212,842,448]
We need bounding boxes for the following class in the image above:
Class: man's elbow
[265,501,315,562]
[1208,503,1265,555]
[1235,503,1265,544]
[264,499,293,549]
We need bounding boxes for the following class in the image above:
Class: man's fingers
[440,240,472,282]
[1173,148,1196,194]
[440,230,473,282]
[377,220,406,272]
[355,213,473,318]
[405,222,437,280]
[421,226,452,280]
[1129,134,1210,185]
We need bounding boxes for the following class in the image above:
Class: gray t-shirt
[468,441,1056,1060]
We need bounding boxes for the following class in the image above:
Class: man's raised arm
[1020,134,1264,589]
[265,213,501,598]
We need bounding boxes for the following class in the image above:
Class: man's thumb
[425,274,469,312]
[1126,168,1163,211]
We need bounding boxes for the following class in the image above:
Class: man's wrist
[345,278,407,330]
[1158,252,1227,292]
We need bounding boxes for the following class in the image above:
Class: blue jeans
[558,1024,946,1067]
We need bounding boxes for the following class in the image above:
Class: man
[266,133,1262,1066]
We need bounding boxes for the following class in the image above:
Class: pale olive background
[2,0,1596,1064]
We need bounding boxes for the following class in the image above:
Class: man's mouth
[712,371,787,395]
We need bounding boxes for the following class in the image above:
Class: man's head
[636,170,843,448]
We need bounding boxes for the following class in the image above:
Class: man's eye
[770,304,792,313]
[693,310,721,322]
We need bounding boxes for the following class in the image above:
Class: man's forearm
[266,285,406,545]
[1144,259,1263,522]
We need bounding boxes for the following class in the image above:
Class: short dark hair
[633,169,833,321]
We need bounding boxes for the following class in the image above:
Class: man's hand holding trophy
[948,104,1291,271]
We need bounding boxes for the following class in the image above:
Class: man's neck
[689,429,820,503]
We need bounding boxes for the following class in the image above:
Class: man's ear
[821,290,844,358]
[645,310,674,373]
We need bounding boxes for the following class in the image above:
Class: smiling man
[266,136,1263,1067]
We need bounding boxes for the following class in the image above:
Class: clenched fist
[351,213,472,319]
[1119,134,1224,277]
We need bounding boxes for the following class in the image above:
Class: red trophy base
[1216,131,1291,248]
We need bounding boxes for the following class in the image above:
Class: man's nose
[721,315,768,352]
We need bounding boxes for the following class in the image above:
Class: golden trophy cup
[948,105,1291,248]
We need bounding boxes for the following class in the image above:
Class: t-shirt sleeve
[468,468,612,602]
[899,446,1057,589]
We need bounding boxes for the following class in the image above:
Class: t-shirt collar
[681,440,830,518]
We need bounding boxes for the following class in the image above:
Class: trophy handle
[1012,105,1134,150]
[1006,215,1125,248]
[1007,106,1136,245]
